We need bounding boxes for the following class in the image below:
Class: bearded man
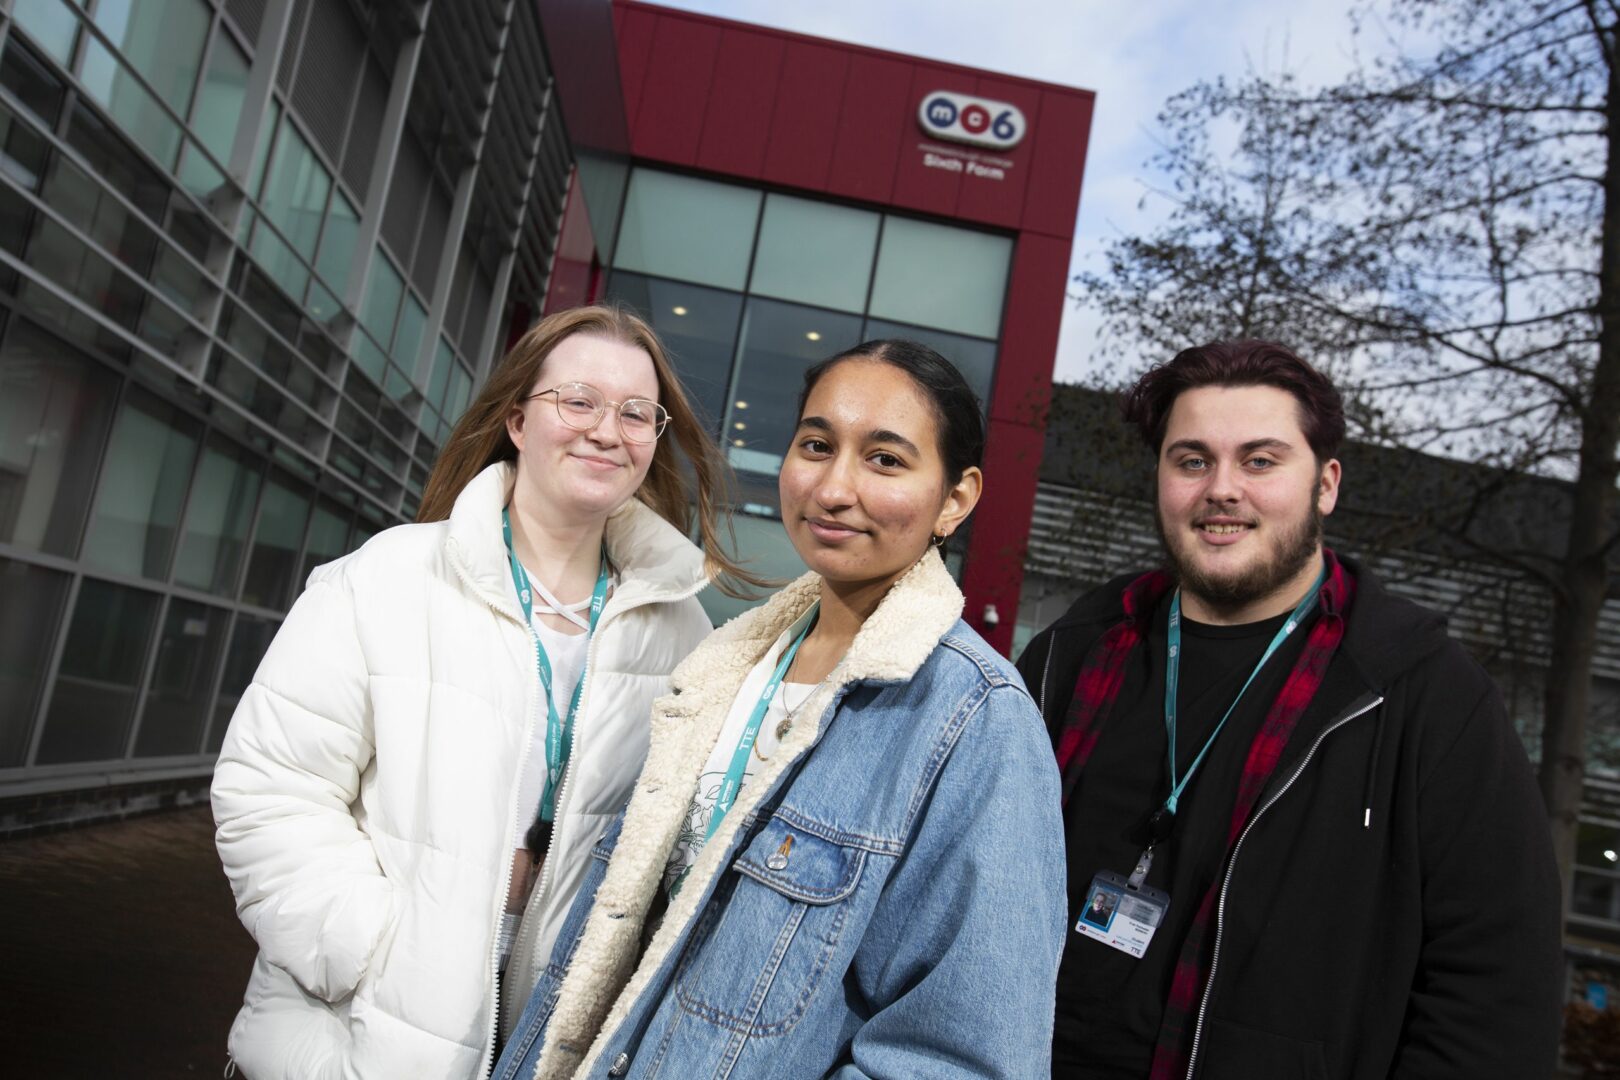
[1016,340,1561,1080]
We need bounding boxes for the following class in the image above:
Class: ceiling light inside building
[672,306,688,316]
[806,331,821,341]
[733,422,746,431]
[734,400,748,410]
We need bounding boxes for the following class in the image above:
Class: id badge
[1074,870,1170,959]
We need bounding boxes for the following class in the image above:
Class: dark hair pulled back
[796,339,985,487]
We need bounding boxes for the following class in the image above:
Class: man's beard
[1155,498,1323,618]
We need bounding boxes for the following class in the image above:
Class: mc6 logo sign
[917,91,1026,150]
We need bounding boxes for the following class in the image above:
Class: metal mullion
[212,332,337,428]
[65,6,214,155]
[327,423,415,495]
[196,607,240,755]
[219,278,345,393]
[0,250,204,396]
[0,82,227,288]
[228,454,273,607]
[22,570,84,768]
[122,590,172,759]
[0,175,217,341]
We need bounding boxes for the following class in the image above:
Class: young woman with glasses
[492,340,1066,1080]
[212,305,760,1080]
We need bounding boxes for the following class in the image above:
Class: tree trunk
[1539,29,1620,904]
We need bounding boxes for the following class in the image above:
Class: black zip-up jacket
[1015,561,1563,1080]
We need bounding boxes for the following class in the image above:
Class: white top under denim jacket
[211,461,712,1080]
[493,549,1068,1080]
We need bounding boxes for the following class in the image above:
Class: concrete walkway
[0,807,255,1078]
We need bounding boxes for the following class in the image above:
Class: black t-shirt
[1052,595,1315,1076]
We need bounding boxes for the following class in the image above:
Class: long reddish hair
[418,304,762,596]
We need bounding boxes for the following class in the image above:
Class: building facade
[0,0,589,821]
[0,0,1094,825]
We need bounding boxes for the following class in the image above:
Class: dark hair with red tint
[1120,339,1346,462]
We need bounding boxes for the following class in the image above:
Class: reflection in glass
[36,577,160,764]
[134,598,227,757]
[868,216,1013,339]
[606,272,743,431]
[259,117,330,262]
[750,194,879,314]
[698,513,807,627]
[13,0,80,67]
[205,613,278,753]
[299,498,352,588]
[81,389,200,579]
[90,0,210,116]
[361,250,404,350]
[241,473,311,610]
[0,558,70,766]
[0,319,120,557]
[173,436,263,595]
[724,297,863,505]
[395,293,427,371]
[76,39,183,168]
[861,317,998,408]
[186,30,248,176]
[315,192,360,293]
[615,169,760,291]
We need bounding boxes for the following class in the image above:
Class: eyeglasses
[525,382,669,444]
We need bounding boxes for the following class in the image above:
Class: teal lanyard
[502,508,610,823]
[1161,568,1326,819]
[704,602,819,844]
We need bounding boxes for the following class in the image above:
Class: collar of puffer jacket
[443,461,711,619]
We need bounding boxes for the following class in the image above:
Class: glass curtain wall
[605,167,1013,623]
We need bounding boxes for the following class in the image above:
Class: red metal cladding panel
[761,41,852,192]
[950,75,1041,230]
[632,15,723,165]
[890,65,976,217]
[614,4,656,135]
[824,53,914,204]
[991,233,1070,427]
[694,29,786,179]
[1022,89,1095,239]
[542,171,596,316]
[963,418,1046,657]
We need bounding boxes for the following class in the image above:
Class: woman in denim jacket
[492,340,1066,1080]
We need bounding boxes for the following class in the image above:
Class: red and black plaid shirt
[1054,550,1356,1079]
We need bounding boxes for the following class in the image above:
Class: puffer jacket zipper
[1184,693,1384,1078]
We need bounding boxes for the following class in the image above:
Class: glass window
[91,0,210,116]
[615,169,760,291]
[259,118,330,261]
[249,214,309,301]
[3,30,70,131]
[394,293,426,369]
[204,612,278,753]
[187,31,249,174]
[446,364,472,422]
[426,336,455,414]
[361,250,404,350]
[724,297,864,497]
[607,272,743,432]
[63,99,168,223]
[299,498,351,589]
[133,598,228,757]
[868,217,1013,339]
[0,558,71,767]
[81,388,200,579]
[0,319,121,557]
[173,436,263,596]
[13,0,80,68]
[77,40,183,169]
[248,100,279,203]
[750,195,880,314]
[241,473,311,610]
[35,577,160,764]
[698,514,807,627]
[315,191,360,292]
[861,317,999,408]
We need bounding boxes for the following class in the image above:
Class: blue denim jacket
[493,552,1066,1080]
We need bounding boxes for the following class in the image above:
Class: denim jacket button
[765,852,789,871]
[608,1052,630,1076]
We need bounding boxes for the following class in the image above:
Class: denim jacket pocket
[673,816,866,1035]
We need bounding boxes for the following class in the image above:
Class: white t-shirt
[498,601,592,972]
[663,620,818,894]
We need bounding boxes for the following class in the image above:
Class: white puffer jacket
[212,462,712,1080]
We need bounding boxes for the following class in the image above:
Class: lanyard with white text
[502,508,610,823]
[1133,567,1327,883]
[704,602,820,844]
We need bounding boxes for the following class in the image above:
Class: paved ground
[0,807,256,1078]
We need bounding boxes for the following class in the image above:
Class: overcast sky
[647,0,1376,384]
